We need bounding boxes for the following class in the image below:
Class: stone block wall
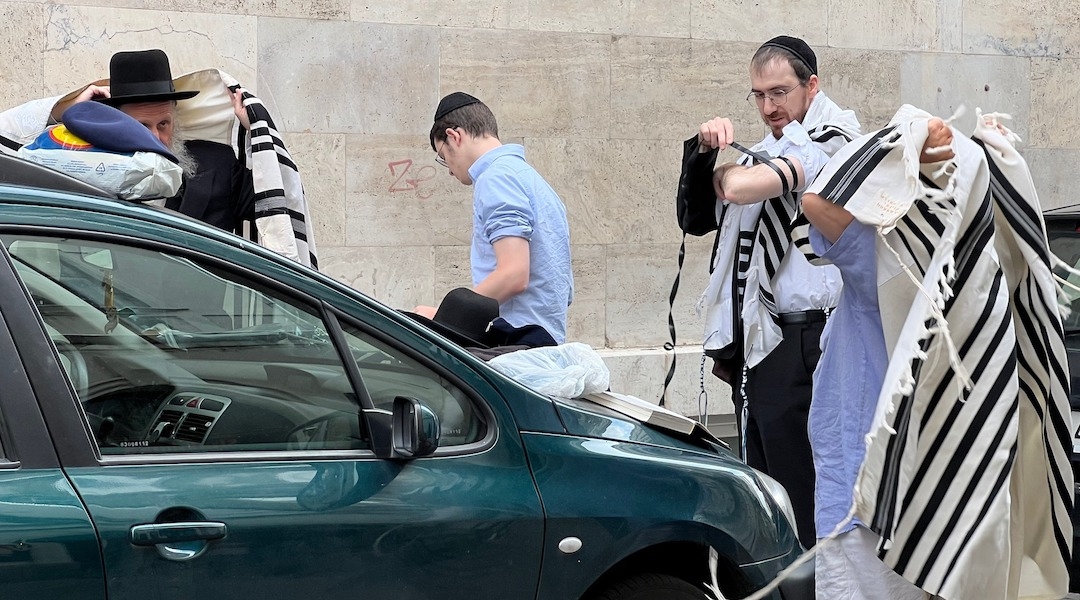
[2,0,1075,417]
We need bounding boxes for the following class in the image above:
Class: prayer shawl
[696,92,860,368]
[0,71,318,269]
[801,105,1072,599]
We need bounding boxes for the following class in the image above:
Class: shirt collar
[755,91,856,151]
[468,144,525,182]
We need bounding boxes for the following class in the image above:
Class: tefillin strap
[729,142,798,195]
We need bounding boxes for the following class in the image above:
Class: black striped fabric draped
[800,107,1071,599]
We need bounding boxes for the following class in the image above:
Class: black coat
[166,140,255,234]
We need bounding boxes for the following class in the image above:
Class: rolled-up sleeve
[476,171,535,243]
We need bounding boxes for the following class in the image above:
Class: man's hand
[920,117,954,163]
[231,88,252,130]
[412,305,437,319]
[698,117,735,153]
[75,85,110,103]
[51,85,110,121]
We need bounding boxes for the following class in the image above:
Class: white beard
[169,126,198,180]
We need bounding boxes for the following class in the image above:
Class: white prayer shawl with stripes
[803,105,1072,599]
[173,69,318,269]
[699,92,859,367]
[0,71,319,269]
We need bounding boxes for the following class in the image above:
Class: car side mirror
[392,396,440,459]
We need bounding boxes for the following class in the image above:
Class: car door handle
[129,521,228,546]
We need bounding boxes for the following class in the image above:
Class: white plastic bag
[18,143,182,200]
[488,342,610,398]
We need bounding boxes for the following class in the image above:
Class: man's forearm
[801,193,853,244]
[716,157,805,205]
[476,235,531,304]
[474,268,528,304]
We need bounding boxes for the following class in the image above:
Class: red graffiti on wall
[388,159,436,200]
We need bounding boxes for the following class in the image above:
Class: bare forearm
[715,158,805,205]
[51,86,110,122]
[474,268,528,304]
[477,236,532,304]
[801,193,853,244]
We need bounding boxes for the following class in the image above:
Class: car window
[1048,225,1080,332]
[3,235,367,455]
[338,321,486,446]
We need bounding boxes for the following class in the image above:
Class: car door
[0,278,105,600]
[0,231,545,600]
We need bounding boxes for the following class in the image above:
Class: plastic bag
[18,126,182,201]
[488,342,610,398]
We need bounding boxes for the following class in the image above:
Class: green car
[0,153,811,599]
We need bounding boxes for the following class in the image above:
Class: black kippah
[434,92,482,121]
[759,35,817,75]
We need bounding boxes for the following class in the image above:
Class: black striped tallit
[707,119,858,368]
[736,148,792,325]
[801,105,1072,599]
[174,69,319,269]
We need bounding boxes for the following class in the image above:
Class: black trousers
[742,319,824,550]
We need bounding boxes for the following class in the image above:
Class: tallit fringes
[876,222,975,398]
[897,116,974,393]
[942,104,967,127]
[877,129,904,151]
[976,108,1023,145]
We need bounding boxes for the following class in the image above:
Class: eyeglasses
[746,84,803,107]
[434,132,459,168]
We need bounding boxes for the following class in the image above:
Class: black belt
[778,309,828,325]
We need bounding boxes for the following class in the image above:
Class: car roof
[0,152,282,276]
[0,152,115,198]
[1043,204,1080,216]
[0,151,233,239]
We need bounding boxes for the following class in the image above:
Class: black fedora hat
[99,49,199,106]
[408,288,499,349]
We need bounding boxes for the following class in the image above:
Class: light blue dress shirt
[808,220,886,538]
[468,144,573,343]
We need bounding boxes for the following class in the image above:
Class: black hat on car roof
[415,287,499,349]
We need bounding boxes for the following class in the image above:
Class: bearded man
[677,35,861,549]
[0,49,316,269]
